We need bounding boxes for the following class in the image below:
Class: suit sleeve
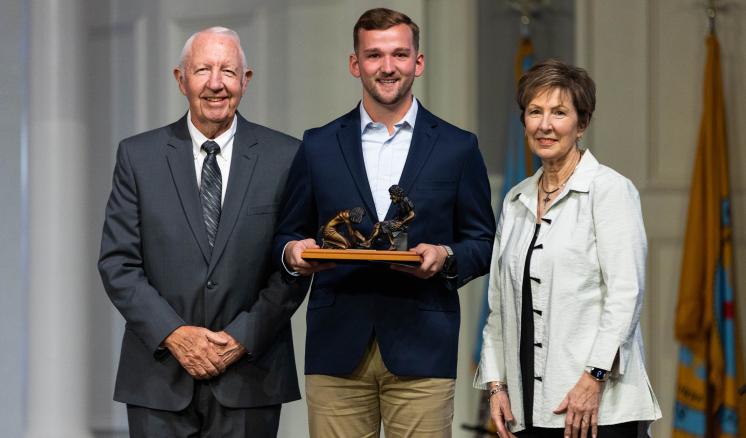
[223,270,310,358]
[451,134,496,288]
[272,139,319,270]
[98,142,185,355]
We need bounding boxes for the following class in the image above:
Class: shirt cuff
[281,241,300,277]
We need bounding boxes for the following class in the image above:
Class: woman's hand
[553,372,604,438]
[489,388,517,438]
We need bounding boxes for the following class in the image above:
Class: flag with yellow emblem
[673,33,746,438]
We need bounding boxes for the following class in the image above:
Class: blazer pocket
[416,180,457,192]
[307,287,336,310]
[246,203,278,215]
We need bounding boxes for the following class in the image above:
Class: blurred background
[0,0,744,437]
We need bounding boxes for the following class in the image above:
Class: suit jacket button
[206,280,216,289]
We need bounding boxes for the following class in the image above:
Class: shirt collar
[564,149,599,192]
[187,111,238,158]
[359,96,418,133]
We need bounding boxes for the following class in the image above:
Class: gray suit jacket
[98,113,307,411]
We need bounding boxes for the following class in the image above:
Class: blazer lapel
[165,116,211,263]
[386,104,438,219]
[208,116,258,274]
[337,108,377,220]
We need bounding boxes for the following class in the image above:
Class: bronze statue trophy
[320,207,368,250]
[302,185,421,264]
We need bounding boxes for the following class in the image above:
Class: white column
[423,0,478,133]
[422,3,481,437]
[0,1,27,437]
[26,0,93,436]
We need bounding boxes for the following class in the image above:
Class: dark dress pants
[515,421,640,438]
[127,381,281,438]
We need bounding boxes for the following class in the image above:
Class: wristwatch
[586,367,610,382]
[440,245,457,279]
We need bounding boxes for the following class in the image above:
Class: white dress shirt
[187,112,237,205]
[475,150,661,434]
[360,97,418,221]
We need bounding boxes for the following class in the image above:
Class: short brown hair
[353,8,420,52]
[517,59,596,129]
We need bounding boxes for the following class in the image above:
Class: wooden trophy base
[301,248,421,265]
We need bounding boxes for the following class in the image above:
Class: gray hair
[178,26,247,71]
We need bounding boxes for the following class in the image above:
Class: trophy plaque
[301,248,421,264]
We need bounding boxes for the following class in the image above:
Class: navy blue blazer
[274,103,495,378]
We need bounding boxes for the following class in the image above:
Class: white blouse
[474,150,661,434]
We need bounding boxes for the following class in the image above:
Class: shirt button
[206,280,217,289]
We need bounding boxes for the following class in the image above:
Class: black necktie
[200,140,222,250]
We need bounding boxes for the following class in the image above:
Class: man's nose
[381,56,395,73]
[207,70,223,90]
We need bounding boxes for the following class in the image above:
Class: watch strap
[440,245,457,279]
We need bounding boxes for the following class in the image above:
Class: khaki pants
[306,339,455,438]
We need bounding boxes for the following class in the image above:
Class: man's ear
[173,68,187,96]
[349,53,361,78]
[241,69,253,93]
[414,52,425,77]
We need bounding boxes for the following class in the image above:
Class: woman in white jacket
[475,59,661,438]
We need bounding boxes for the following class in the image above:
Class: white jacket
[475,150,661,434]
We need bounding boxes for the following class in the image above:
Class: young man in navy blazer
[275,8,495,437]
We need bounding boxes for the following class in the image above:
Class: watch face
[591,368,608,380]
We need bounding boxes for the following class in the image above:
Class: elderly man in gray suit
[98,27,307,437]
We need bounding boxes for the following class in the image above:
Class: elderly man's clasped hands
[163,326,246,380]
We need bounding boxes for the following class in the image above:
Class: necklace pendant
[543,194,551,205]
